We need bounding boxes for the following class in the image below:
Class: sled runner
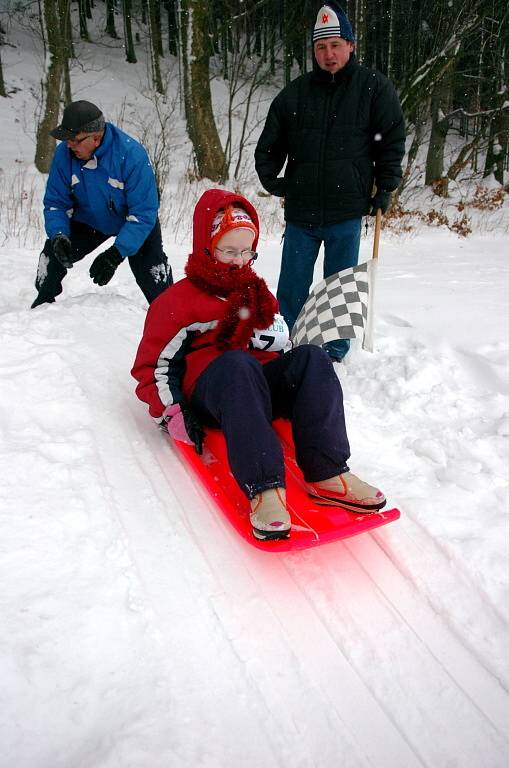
[171,419,400,552]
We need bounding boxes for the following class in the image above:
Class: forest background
[0,0,508,243]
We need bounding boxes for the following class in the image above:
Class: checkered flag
[291,259,376,352]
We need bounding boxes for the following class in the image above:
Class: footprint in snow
[383,313,413,328]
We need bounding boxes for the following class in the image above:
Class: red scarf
[185,249,277,351]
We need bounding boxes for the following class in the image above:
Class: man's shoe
[250,487,291,540]
[31,294,55,309]
[323,340,350,362]
[307,472,386,513]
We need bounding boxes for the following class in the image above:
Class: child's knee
[294,343,330,363]
[220,350,262,377]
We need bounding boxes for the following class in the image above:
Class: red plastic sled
[172,419,400,552]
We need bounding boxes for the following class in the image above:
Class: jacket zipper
[318,74,335,226]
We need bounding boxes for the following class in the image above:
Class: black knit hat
[50,101,105,140]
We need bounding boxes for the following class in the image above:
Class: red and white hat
[210,204,258,254]
[313,4,355,43]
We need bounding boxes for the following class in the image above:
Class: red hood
[192,189,260,256]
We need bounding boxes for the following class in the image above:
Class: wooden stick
[372,209,382,260]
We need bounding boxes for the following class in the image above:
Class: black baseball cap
[50,100,105,140]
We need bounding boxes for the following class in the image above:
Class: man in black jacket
[255,2,405,361]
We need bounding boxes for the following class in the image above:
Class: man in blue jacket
[31,100,172,308]
[255,3,405,361]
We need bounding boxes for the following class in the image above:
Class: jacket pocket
[353,161,372,195]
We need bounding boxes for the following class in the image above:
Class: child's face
[214,228,256,267]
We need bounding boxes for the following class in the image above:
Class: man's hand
[51,234,74,269]
[180,402,204,455]
[89,245,123,286]
[369,190,391,215]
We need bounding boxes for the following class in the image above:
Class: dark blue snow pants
[192,345,350,499]
[32,218,172,306]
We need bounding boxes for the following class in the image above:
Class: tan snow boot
[250,487,291,540]
[307,472,386,513]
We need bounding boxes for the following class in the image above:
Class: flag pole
[373,208,382,259]
[363,209,382,352]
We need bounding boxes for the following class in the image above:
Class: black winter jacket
[255,56,406,225]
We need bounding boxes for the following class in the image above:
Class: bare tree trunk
[178,0,190,117]
[105,0,119,38]
[221,10,228,78]
[483,35,508,185]
[424,58,455,192]
[62,56,72,104]
[148,0,164,93]
[181,0,226,182]
[153,0,164,56]
[493,111,509,186]
[35,0,65,172]
[355,0,366,64]
[270,25,275,76]
[64,0,74,58]
[0,43,6,97]
[387,0,396,79]
[166,0,178,56]
[122,0,137,62]
[484,104,509,185]
[283,0,292,85]
[60,0,73,103]
[78,0,89,39]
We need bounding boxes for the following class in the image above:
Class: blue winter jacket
[43,123,159,258]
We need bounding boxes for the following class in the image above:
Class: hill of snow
[1,12,509,768]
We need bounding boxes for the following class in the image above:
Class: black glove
[369,190,391,215]
[51,234,74,269]
[180,402,204,455]
[89,245,123,286]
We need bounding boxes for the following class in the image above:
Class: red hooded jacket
[131,189,289,422]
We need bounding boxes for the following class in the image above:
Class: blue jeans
[277,218,362,361]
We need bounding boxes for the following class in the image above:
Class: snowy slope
[1,229,509,768]
[1,11,509,767]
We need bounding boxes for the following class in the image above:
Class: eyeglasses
[67,133,94,146]
[214,247,258,262]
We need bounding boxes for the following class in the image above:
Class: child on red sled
[132,189,385,540]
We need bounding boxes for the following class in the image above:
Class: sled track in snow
[157,442,509,767]
[78,311,509,768]
[110,415,509,767]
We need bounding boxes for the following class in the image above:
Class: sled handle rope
[372,208,382,260]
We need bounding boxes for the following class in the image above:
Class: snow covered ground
[1,226,509,768]
[1,11,509,767]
